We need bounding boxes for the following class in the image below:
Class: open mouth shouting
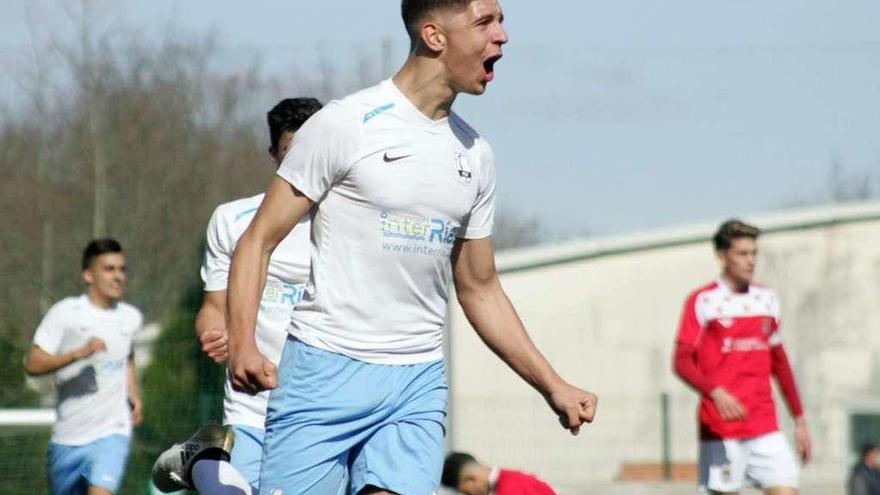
[483,54,502,82]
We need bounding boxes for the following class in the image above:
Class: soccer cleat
[151,424,236,492]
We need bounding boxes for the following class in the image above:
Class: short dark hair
[401,0,474,49]
[861,442,878,459]
[267,98,323,154]
[712,219,760,251]
[441,451,478,488]
[82,238,122,270]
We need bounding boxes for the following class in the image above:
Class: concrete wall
[446,203,880,491]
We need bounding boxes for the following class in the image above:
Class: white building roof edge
[496,201,880,274]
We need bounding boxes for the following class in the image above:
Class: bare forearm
[127,357,139,399]
[25,347,83,375]
[227,234,271,353]
[195,296,226,338]
[457,280,563,396]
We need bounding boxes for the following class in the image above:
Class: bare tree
[0,4,404,343]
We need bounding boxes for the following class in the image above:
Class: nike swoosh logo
[383,152,412,163]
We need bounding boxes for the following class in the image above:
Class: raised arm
[451,236,597,434]
[227,177,312,395]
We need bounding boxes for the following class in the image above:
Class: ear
[420,20,446,52]
[268,147,280,166]
[82,269,94,285]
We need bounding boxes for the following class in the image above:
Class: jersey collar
[716,278,751,295]
[488,466,501,494]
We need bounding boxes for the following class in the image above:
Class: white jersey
[32,295,143,445]
[277,79,496,365]
[201,193,310,429]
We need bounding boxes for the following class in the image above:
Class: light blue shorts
[259,337,447,495]
[47,434,130,494]
[229,424,265,489]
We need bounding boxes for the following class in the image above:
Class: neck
[87,289,115,309]
[392,55,456,121]
[721,273,749,293]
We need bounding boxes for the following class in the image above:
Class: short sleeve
[32,301,69,355]
[276,102,361,203]
[676,291,705,347]
[201,206,233,292]
[131,307,144,332]
[459,140,496,239]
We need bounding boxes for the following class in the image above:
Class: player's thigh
[229,424,265,489]
[259,339,366,494]
[47,442,90,495]
[86,434,130,493]
[348,419,445,495]
[259,454,348,495]
[744,432,798,492]
[348,361,447,495]
[259,413,351,495]
[700,438,747,494]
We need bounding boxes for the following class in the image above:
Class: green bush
[121,279,225,494]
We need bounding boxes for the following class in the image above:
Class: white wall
[446,205,880,489]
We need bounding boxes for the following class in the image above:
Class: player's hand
[76,337,107,359]
[546,382,598,435]
[199,328,228,363]
[795,416,811,465]
[129,395,143,426]
[229,346,277,396]
[710,387,747,421]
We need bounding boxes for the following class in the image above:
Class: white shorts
[699,431,798,493]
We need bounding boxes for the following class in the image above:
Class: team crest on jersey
[455,152,472,184]
[720,464,732,483]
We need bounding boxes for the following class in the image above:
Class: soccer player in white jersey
[25,239,143,495]
[151,98,322,494]
[224,1,598,494]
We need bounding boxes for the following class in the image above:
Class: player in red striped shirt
[673,220,811,495]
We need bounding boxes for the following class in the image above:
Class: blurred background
[1,0,879,493]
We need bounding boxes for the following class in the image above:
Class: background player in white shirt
[226,1,598,494]
[25,238,143,495]
[152,98,322,494]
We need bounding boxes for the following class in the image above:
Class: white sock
[191,459,257,495]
